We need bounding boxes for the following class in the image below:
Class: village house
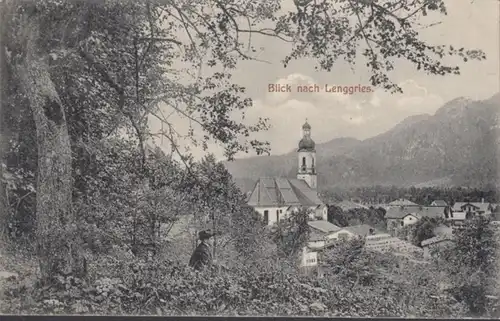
[307,220,342,250]
[421,235,454,259]
[385,206,447,231]
[333,200,369,212]
[301,222,423,275]
[326,224,379,241]
[302,224,377,273]
[452,200,493,216]
[308,223,422,259]
[301,247,319,268]
[446,211,468,229]
[385,198,420,209]
[430,200,448,207]
[246,121,327,224]
[365,233,423,256]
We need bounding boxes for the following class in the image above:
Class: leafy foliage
[1,250,468,317]
[436,216,499,316]
[327,205,387,231]
[398,217,446,247]
[271,208,311,263]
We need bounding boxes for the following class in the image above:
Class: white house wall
[403,215,419,226]
[254,206,290,225]
[308,240,326,249]
[301,248,318,267]
[327,230,355,241]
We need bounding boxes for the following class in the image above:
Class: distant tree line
[320,186,499,205]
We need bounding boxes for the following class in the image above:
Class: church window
[264,210,269,224]
[302,157,306,167]
[276,210,280,222]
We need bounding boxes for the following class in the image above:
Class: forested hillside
[226,94,500,189]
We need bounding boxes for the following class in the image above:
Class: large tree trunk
[16,16,84,283]
[0,0,8,243]
[0,164,7,242]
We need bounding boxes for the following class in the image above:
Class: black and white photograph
[0,0,499,318]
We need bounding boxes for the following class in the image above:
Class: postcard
[0,0,499,318]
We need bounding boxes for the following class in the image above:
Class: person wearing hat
[189,229,215,270]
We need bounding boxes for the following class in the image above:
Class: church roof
[302,121,311,130]
[247,177,324,207]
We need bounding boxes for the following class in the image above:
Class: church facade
[246,121,327,225]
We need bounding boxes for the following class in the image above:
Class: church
[246,121,327,225]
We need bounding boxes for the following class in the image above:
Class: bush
[0,248,472,317]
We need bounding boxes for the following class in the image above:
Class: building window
[276,210,280,222]
[264,210,269,224]
[302,157,306,167]
[400,221,404,227]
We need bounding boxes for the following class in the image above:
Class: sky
[148,0,500,161]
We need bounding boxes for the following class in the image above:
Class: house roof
[431,200,448,207]
[247,177,324,207]
[308,220,341,234]
[387,199,419,207]
[340,224,379,237]
[403,213,423,219]
[334,200,368,211]
[309,231,326,242]
[470,203,491,212]
[452,202,491,213]
[385,206,446,219]
[421,235,454,247]
[434,224,453,236]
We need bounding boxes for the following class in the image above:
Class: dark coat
[189,241,212,270]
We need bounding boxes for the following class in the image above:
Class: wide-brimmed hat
[198,229,215,240]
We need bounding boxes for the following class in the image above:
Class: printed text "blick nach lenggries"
[268,83,373,95]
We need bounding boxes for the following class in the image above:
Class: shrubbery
[0,236,485,317]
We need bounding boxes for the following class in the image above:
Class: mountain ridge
[227,93,500,191]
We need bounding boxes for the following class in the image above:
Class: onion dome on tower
[298,120,315,152]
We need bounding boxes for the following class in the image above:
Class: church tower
[297,120,317,189]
